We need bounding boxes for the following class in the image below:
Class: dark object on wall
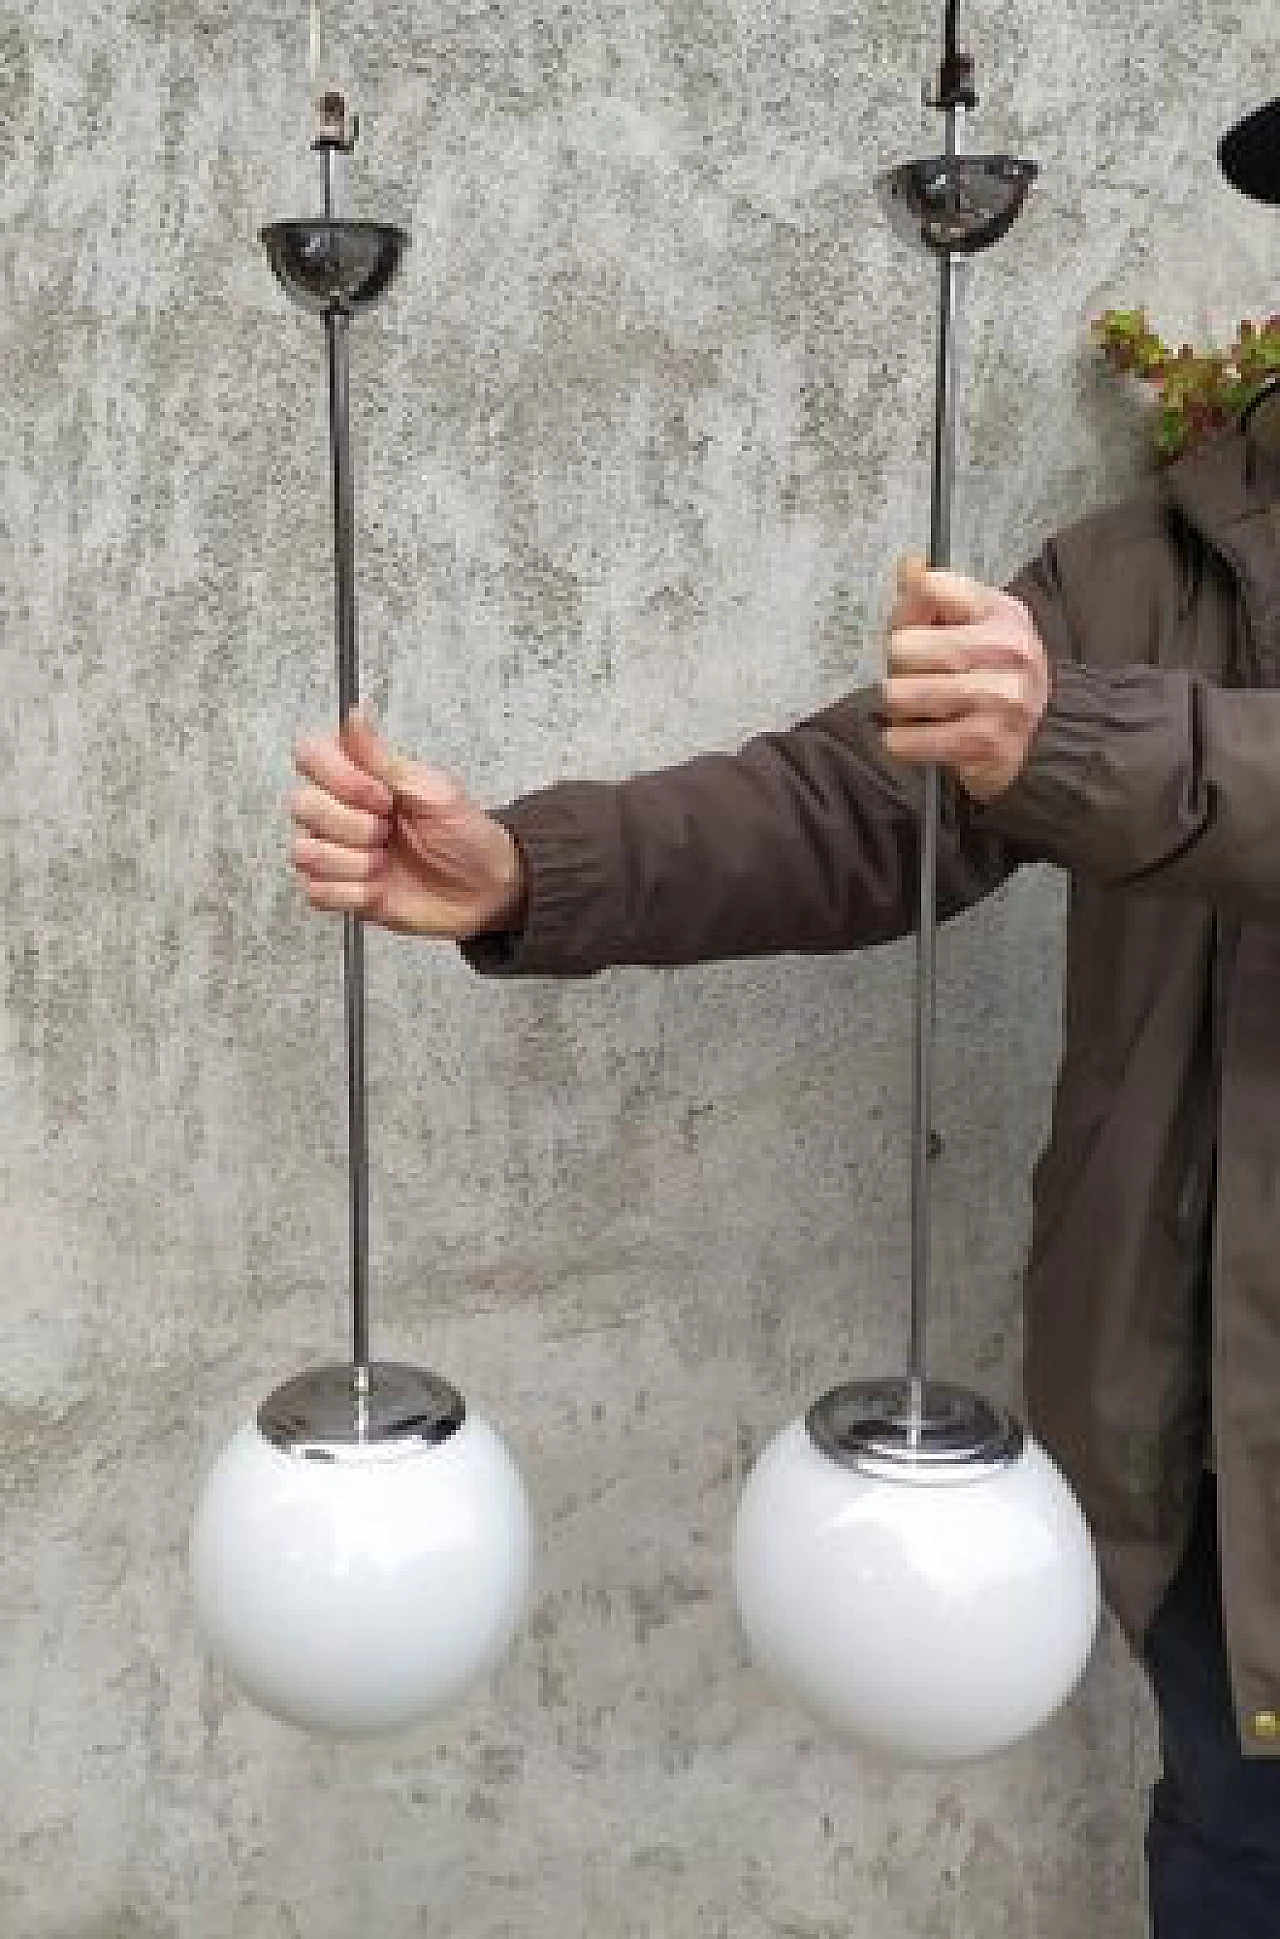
[1218,95,1280,206]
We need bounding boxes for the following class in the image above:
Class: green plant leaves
[1094,309,1280,463]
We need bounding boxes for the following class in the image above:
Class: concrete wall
[2,2,1273,1933]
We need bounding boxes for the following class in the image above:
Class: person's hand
[880,556,1051,801]
[290,710,527,939]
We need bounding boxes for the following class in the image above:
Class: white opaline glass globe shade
[733,1419,1099,1764]
[192,1413,531,1735]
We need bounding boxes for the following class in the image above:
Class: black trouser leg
[1143,1475,1280,1937]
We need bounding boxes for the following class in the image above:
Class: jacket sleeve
[971,540,1280,913]
[461,688,1024,978]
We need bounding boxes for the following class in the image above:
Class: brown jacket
[466,425,1280,1753]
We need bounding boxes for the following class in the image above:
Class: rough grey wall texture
[2,1,1275,1934]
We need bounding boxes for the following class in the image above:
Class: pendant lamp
[191,87,531,1737]
[732,3,1100,1765]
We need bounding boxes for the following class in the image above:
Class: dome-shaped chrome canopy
[260,219,409,315]
[878,155,1037,256]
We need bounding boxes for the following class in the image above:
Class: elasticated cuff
[971,656,1192,878]
[459,793,617,979]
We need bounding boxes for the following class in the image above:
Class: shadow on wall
[45,1906,303,1939]
[44,1917,178,1939]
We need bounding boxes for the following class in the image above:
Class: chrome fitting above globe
[806,1377,1024,1482]
[257,1362,466,1461]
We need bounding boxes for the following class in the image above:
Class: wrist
[473,827,528,939]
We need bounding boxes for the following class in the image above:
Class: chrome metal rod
[908,102,960,1419]
[326,305,370,1391]
[322,141,341,220]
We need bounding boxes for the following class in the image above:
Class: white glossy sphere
[192,1415,531,1736]
[733,1421,1099,1765]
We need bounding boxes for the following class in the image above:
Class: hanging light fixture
[732,2,1099,1765]
[191,68,531,1736]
